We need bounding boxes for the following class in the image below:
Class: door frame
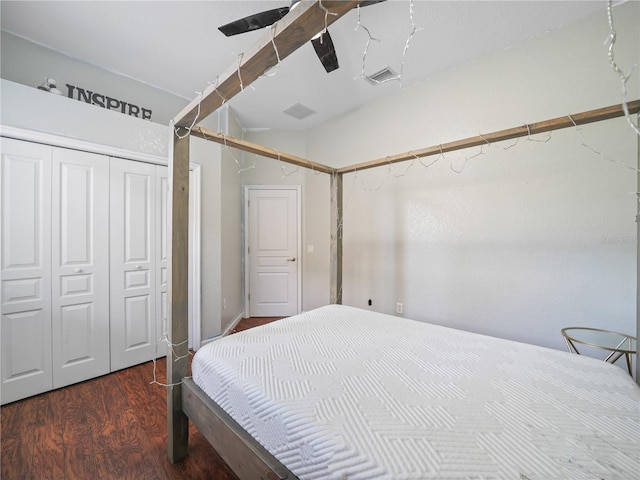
[244,185,302,317]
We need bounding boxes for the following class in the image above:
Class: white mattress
[192,305,640,480]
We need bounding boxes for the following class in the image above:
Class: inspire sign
[66,83,153,120]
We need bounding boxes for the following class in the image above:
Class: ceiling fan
[218,0,387,73]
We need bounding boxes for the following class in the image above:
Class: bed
[185,304,640,480]
[166,1,640,478]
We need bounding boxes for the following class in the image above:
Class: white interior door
[1,138,53,404]
[51,148,110,388]
[247,187,300,317]
[110,158,157,371]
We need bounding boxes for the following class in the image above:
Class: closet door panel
[51,148,110,388]
[156,166,168,345]
[110,158,157,371]
[1,138,52,404]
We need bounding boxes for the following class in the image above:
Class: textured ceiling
[1,0,608,130]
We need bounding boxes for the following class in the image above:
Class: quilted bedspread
[192,305,640,480]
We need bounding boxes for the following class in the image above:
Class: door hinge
[248,246,250,254]
[248,293,250,301]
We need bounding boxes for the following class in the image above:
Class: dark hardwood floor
[1,316,282,480]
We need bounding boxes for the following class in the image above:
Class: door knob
[74,268,82,273]
[287,257,296,262]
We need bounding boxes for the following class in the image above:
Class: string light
[450,145,485,174]
[174,91,202,139]
[398,0,425,82]
[263,24,282,77]
[526,124,552,143]
[222,133,257,174]
[606,0,640,136]
[393,158,415,178]
[235,52,245,91]
[281,164,300,177]
[357,165,390,191]
[354,5,381,80]
[568,115,640,173]
[503,137,520,150]
[414,146,444,169]
[209,76,228,104]
[356,0,424,85]
[273,148,300,177]
[150,334,192,388]
[318,0,338,36]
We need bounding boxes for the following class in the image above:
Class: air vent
[282,103,317,120]
[365,66,398,85]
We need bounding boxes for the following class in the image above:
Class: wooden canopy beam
[174,0,360,128]
[192,126,335,175]
[336,100,640,174]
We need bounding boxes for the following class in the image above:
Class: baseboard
[199,311,244,348]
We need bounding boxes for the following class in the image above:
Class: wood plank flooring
[1,316,282,480]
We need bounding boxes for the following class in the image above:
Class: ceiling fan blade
[218,7,290,37]
[357,0,387,7]
[311,30,339,73]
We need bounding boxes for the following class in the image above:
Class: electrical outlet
[396,302,403,314]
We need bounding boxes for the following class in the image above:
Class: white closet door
[110,158,157,370]
[155,165,168,350]
[1,138,53,404]
[51,148,110,388]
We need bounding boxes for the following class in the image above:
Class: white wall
[302,1,639,360]
[1,31,188,125]
[219,112,244,333]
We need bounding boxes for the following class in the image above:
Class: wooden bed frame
[166,1,640,478]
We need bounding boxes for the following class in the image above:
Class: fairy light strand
[174,91,202,139]
[263,24,282,77]
[606,0,640,136]
[236,52,245,91]
[526,124,552,143]
[568,115,640,173]
[209,76,228,105]
[356,0,424,85]
[150,334,192,388]
[398,0,425,82]
[223,134,257,174]
[318,0,338,36]
[354,6,381,80]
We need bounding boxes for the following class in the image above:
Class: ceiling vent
[365,66,398,85]
[283,103,317,120]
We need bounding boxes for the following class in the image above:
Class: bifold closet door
[51,148,110,388]
[110,158,158,371]
[156,166,168,346]
[1,138,53,404]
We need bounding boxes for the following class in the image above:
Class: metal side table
[561,327,636,376]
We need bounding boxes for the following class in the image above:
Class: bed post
[330,172,343,304]
[636,111,639,386]
[167,125,190,462]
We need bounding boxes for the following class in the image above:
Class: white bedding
[192,304,640,480]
